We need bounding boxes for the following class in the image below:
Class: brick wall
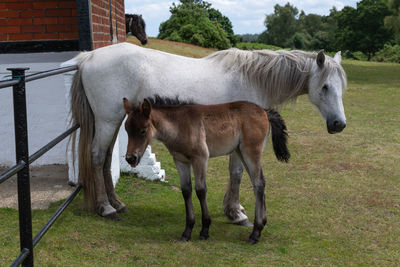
[0,0,78,42]
[91,0,126,49]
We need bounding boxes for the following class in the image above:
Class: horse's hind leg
[192,157,211,240]
[223,152,251,226]
[92,121,120,220]
[174,159,195,242]
[103,124,128,213]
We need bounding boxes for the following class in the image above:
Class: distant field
[1,39,399,266]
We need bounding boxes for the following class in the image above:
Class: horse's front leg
[92,122,121,220]
[174,159,195,242]
[103,123,128,213]
[192,157,211,240]
[223,152,252,226]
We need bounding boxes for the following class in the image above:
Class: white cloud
[124,0,358,36]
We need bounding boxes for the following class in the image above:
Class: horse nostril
[126,155,137,165]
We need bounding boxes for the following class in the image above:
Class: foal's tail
[70,52,97,211]
[266,109,290,162]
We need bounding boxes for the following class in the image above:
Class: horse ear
[123,98,132,114]
[140,99,152,118]
[317,50,325,68]
[334,51,342,64]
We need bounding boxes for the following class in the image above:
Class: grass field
[1,38,399,266]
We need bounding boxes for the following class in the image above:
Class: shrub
[235,42,282,50]
[373,44,400,63]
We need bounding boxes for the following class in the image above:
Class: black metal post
[9,67,34,267]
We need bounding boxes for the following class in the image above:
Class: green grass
[1,40,399,266]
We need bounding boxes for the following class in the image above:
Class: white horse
[70,42,347,221]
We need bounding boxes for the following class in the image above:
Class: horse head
[308,51,347,134]
[123,98,153,167]
[126,14,148,45]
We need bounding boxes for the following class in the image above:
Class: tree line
[158,0,400,62]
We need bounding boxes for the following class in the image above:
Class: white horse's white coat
[72,43,347,219]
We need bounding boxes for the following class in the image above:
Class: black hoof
[248,238,259,245]
[104,212,122,221]
[181,236,191,242]
[199,234,209,240]
[236,219,253,227]
[117,206,130,213]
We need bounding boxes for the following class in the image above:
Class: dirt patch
[0,164,75,210]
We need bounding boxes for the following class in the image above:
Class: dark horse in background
[125,14,148,45]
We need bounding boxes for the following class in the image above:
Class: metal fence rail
[0,65,81,267]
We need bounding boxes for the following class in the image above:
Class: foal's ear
[140,98,152,118]
[123,98,133,114]
[317,50,325,68]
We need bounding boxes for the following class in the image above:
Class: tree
[263,3,299,47]
[335,0,393,59]
[158,0,232,49]
[385,0,400,44]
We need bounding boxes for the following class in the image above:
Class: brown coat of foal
[123,97,290,244]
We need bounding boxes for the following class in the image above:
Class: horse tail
[266,109,290,163]
[70,52,97,211]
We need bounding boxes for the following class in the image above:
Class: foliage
[238,33,260,43]
[235,42,282,50]
[385,0,400,44]
[373,44,400,62]
[335,0,393,60]
[158,0,232,49]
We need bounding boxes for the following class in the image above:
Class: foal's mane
[206,49,347,107]
[146,95,194,108]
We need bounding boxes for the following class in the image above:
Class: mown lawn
[1,41,399,266]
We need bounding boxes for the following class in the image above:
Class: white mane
[206,48,347,107]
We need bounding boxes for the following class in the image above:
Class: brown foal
[123,97,290,244]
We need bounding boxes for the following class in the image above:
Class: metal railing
[0,65,81,267]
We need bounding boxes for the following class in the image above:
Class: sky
[125,0,359,37]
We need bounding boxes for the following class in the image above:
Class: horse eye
[322,85,328,92]
[140,129,147,136]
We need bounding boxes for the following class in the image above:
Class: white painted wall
[0,52,165,185]
[0,52,78,167]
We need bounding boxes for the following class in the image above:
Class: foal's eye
[322,85,328,92]
[140,129,147,136]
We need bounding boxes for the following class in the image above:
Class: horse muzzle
[326,119,346,134]
[141,38,148,45]
[126,154,141,168]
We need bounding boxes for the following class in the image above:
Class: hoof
[181,236,190,242]
[248,238,259,245]
[199,234,209,240]
[117,206,130,213]
[235,219,253,227]
[104,212,122,221]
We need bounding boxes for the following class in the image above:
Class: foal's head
[125,14,148,45]
[123,98,153,167]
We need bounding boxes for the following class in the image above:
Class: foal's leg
[192,157,211,240]
[103,124,128,213]
[174,159,195,242]
[223,152,251,226]
[238,149,267,244]
[92,121,120,220]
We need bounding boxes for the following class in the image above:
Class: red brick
[59,1,76,8]
[71,9,77,16]
[0,26,20,34]
[7,18,32,25]
[33,33,59,40]
[3,0,33,2]
[21,25,45,33]
[8,33,33,41]
[33,17,58,25]
[0,3,6,9]
[7,2,32,9]
[47,24,71,33]
[58,17,77,24]
[59,32,78,39]
[0,35,7,41]
[45,8,71,17]
[0,19,6,26]
[0,10,20,18]
[32,1,58,9]
[20,10,45,17]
